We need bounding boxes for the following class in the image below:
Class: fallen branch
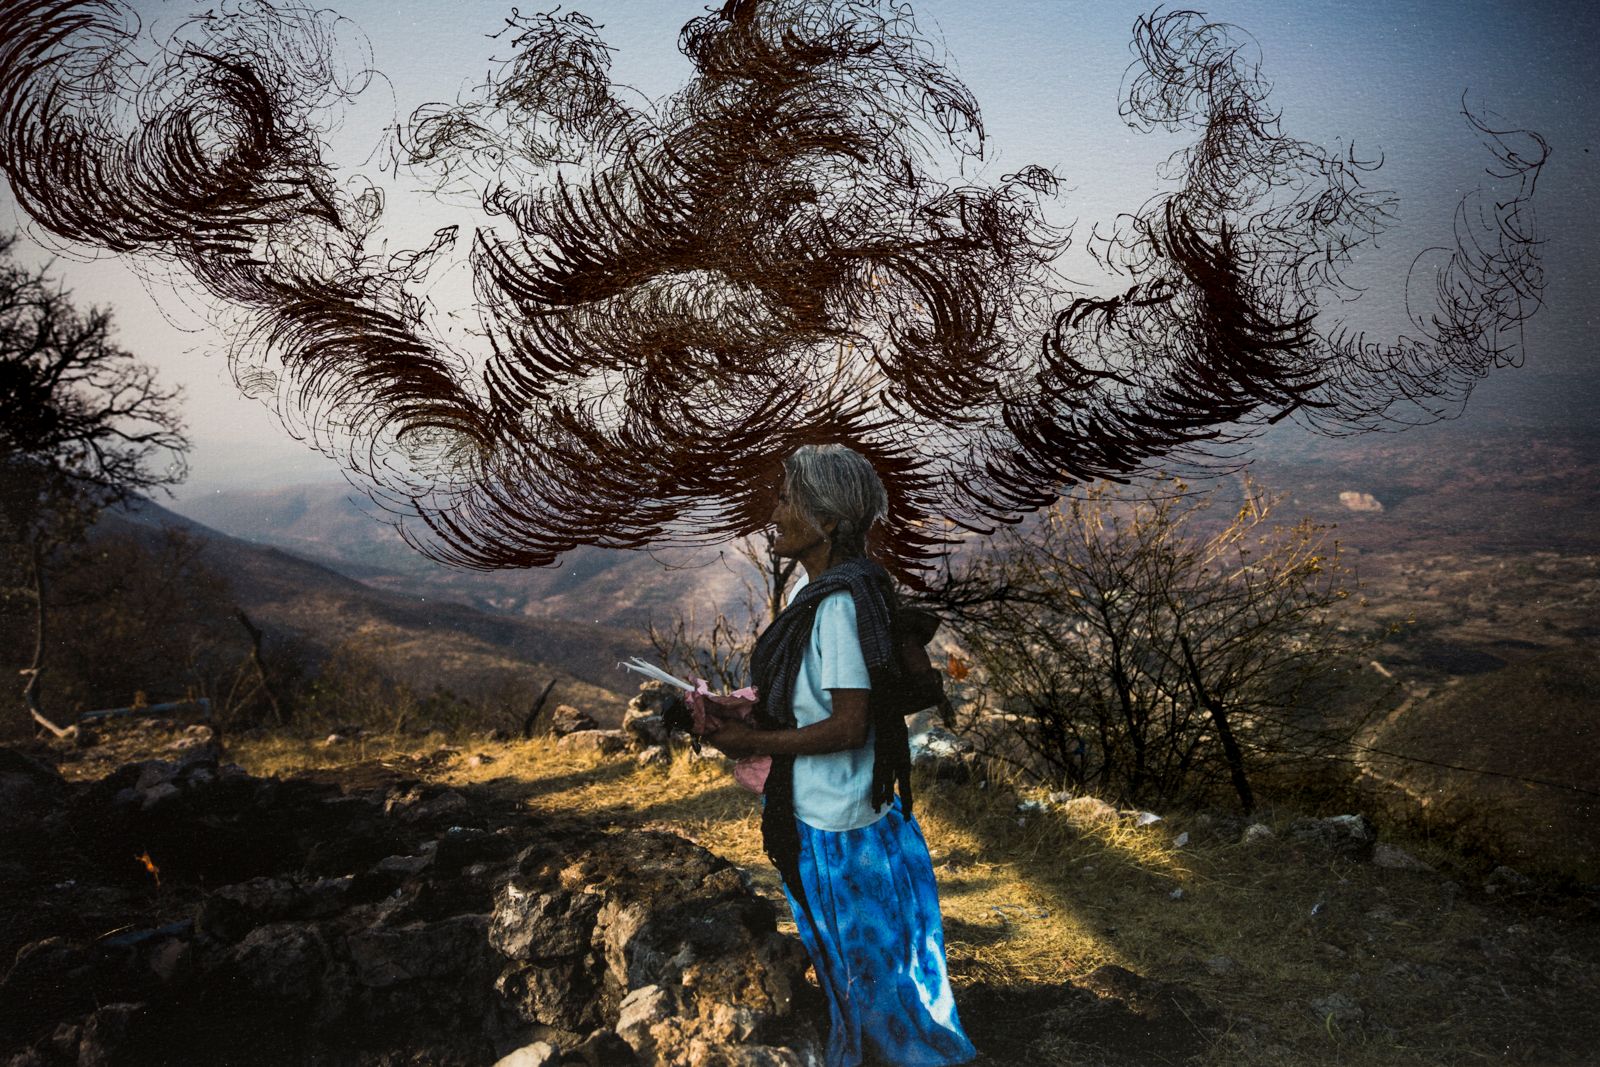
[521,678,559,739]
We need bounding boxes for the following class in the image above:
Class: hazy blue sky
[4,1,1596,498]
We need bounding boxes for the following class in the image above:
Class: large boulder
[494,831,818,1063]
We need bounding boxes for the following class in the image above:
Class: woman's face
[770,479,826,559]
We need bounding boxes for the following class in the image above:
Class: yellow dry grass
[229,729,1600,1067]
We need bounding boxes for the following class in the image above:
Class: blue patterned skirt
[782,798,977,1067]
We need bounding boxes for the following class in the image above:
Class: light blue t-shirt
[785,572,887,831]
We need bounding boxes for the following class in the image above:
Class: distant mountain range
[107,496,656,716]
[161,414,1600,705]
[172,482,753,633]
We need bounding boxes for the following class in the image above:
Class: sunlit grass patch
[222,727,1600,1067]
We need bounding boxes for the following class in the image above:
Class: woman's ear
[820,515,840,539]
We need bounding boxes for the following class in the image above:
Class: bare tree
[0,236,189,734]
[931,478,1388,810]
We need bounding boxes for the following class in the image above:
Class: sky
[3,0,1597,501]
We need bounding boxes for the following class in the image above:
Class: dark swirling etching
[0,1,1546,575]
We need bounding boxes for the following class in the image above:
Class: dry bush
[932,478,1392,811]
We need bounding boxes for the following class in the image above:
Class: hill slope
[104,497,648,716]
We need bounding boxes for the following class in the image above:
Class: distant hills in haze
[173,482,752,634]
[106,496,655,717]
[162,414,1600,708]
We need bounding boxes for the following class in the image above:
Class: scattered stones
[635,745,670,768]
[1240,823,1275,845]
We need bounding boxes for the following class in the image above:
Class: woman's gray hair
[782,444,889,562]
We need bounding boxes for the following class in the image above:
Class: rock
[386,786,470,824]
[1338,491,1384,513]
[548,705,599,737]
[0,748,67,832]
[1372,844,1433,872]
[133,760,180,791]
[1309,991,1364,1026]
[48,1022,81,1061]
[344,914,492,991]
[622,705,669,748]
[492,1040,561,1067]
[494,830,819,1064]
[1289,815,1377,860]
[565,1028,638,1066]
[557,730,629,757]
[0,937,94,1025]
[626,681,679,718]
[492,886,604,962]
[616,984,677,1054]
[145,938,190,984]
[1060,796,1118,826]
[468,753,496,767]
[908,727,978,780]
[373,853,434,876]
[1240,823,1275,845]
[218,923,331,1006]
[139,781,181,810]
[485,727,513,742]
[495,958,599,1032]
[635,745,670,768]
[77,1003,145,1067]
[1486,865,1533,891]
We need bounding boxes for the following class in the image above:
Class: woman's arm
[706,689,869,757]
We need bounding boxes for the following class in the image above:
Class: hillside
[173,483,751,632]
[102,498,650,716]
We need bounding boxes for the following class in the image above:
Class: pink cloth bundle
[684,678,770,794]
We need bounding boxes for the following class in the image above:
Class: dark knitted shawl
[750,556,914,910]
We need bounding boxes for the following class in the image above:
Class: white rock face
[1338,491,1384,513]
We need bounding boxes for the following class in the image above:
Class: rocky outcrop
[0,741,820,1067]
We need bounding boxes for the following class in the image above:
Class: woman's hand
[705,718,767,758]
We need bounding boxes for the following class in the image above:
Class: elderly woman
[705,444,976,1067]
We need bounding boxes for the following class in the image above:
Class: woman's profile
[700,443,976,1067]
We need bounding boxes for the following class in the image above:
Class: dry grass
[229,729,1600,1067]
